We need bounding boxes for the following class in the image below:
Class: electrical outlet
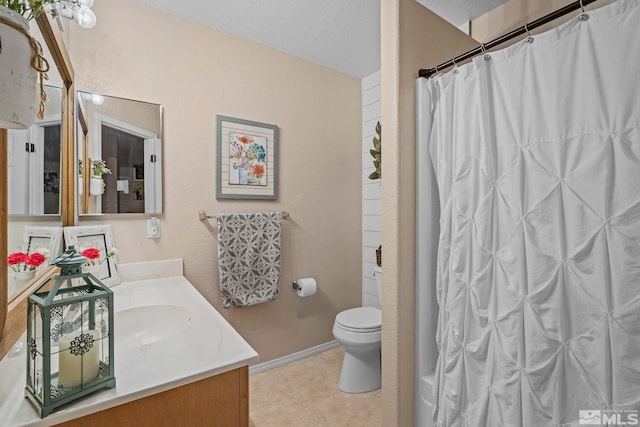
[147,217,161,238]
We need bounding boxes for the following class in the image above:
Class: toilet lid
[336,307,381,332]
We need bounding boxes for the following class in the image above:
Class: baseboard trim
[249,340,340,375]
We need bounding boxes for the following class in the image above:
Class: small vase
[83,264,101,274]
[15,270,36,281]
[90,176,103,196]
[0,6,38,129]
[238,167,248,185]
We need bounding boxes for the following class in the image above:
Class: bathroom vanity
[0,260,259,426]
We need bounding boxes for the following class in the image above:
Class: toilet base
[338,347,381,393]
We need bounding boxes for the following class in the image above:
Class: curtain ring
[578,0,589,20]
[452,57,459,74]
[524,23,534,43]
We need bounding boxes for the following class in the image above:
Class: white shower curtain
[419,1,640,425]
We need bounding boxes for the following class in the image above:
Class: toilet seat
[335,307,381,333]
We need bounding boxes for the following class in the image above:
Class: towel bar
[199,211,289,221]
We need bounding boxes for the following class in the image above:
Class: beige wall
[472,0,616,42]
[381,0,478,425]
[69,0,362,363]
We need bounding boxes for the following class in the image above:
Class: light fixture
[91,94,104,106]
[57,0,97,29]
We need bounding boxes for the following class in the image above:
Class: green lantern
[25,246,116,418]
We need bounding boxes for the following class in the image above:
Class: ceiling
[134,0,508,78]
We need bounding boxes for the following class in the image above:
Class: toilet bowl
[332,266,382,393]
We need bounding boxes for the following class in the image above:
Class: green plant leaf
[367,120,382,180]
[373,137,380,151]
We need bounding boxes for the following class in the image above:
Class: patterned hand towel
[217,212,282,308]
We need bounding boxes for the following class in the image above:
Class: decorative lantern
[25,247,115,418]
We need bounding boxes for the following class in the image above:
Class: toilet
[332,266,382,393]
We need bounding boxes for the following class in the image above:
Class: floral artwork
[217,115,278,200]
[64,224,120,286]
[229,132,267,186]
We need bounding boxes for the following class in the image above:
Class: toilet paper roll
[295,278,317,297]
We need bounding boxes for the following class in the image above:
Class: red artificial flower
[237,135,254,144]
[252,163,265,177]
[8,252,29,266]
[81,248,101,260]
[27,252,46,267]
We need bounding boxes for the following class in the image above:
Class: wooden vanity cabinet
[55,366,249,427]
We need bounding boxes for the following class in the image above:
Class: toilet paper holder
[292,278,317,297]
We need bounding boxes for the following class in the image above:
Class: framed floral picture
[216,115,279,200]
[63,224,120,286]
[22,226,64,260]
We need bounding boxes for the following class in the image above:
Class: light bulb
[74,8,96,29]
[91,94,104,105]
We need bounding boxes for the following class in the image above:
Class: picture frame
[134,164,144,181]
[216,115,279,200]
[63,224,120,286]
[21,226,64,275]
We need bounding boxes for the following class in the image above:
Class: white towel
[217,212,282,308]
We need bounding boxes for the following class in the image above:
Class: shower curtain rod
[418,0,599,79]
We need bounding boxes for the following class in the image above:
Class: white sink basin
[115,305,192,347]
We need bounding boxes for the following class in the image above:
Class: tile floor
[249,346,382,426]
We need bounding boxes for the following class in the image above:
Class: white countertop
[0,260,259,426]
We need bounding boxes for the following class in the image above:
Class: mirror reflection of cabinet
[77,91,163,215]
[8,85,63,216]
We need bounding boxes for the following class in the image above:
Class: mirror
[6,18,65,303]
[1,10,75,358]
[76,91,163,215]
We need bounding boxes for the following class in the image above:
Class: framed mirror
[6,19,65,305]
[1,12,75,358]
[76,91,163,215]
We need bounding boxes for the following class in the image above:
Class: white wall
[362,70,382,308]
